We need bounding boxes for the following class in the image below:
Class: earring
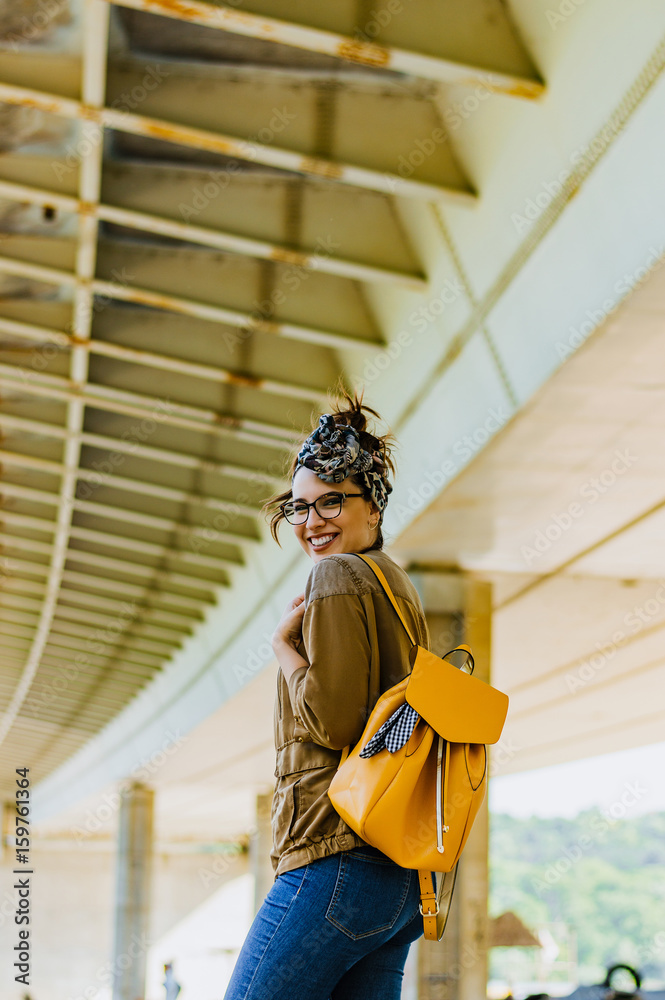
[369,517,379,530]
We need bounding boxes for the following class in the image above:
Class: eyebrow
[290,490,343,502]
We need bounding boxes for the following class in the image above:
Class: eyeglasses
[280,492,366,525]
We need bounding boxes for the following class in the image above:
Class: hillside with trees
[489,809,665,988]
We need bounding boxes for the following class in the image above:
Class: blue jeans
[223,845,426,1000]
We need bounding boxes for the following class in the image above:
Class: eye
[320,495,341,508]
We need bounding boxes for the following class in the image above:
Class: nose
[305,503,326,527]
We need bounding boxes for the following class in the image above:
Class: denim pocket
[325,851,412,940]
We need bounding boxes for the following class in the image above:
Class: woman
[223,390,431,1000]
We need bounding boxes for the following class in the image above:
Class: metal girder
[2,542,216,615]
[60,567,210,614]
[4,633,161,672]
[0,508,245,572]
[0,448,265,521]
[0,589,184,651]
[35,654,167,688]
[0,478,259,549]
[0,413,284,489]
[0,78,475,203]
[0,363,298,450]
[0,576,199,631]
[0,313,326,403]
[0,592,186,644]
[0,176,427,289]
[4,543,222,602]
[103,0,544,97]
[0,0,110,751]
[0,244,378,350]
[0,615,176,659]
[40,632,164,670]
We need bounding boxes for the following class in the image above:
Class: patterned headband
[293,413,393,512]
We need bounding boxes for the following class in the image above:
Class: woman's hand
[272,592,306,653]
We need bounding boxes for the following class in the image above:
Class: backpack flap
[405,646,509,744]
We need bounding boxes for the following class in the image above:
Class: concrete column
[111,783,154,1000]
[1,800,17,861]
[250,789,275,915]
[457,579,491,1000]
[408,570,492,1000]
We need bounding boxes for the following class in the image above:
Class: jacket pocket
[325,851,413,940]
[287,778,302,842]
[275,740,340,778]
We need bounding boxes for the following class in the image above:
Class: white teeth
[310,534,336,547]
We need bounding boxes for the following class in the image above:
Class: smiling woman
[266,387,396,557]
[221,390,433,1000]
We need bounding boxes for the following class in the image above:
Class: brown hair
[262,384,396,549]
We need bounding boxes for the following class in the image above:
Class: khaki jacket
[271,547,430,876]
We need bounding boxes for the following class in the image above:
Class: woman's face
[290,467,380,562]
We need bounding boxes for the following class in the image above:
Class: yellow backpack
[328,553,509,941]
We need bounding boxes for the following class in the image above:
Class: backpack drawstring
[436,736,451,853]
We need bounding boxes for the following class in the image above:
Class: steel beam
[0,178,426,290]
[103,0,544,97]
[0,79,475,202]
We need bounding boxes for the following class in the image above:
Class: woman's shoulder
[305,549,421,606]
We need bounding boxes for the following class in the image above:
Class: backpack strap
[418,870,439,940]
[353,553,417,647]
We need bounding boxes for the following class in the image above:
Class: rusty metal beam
[0,544,220,601]
[0,448,263,520]
[0,79,475,203]
[103,0,544,98]
[0,413,284,489]
[0,528,230,592]
[1,511,242,573]
[0,0,111,752]
[0,363,298,450]
[0,237,381,350]
[0,479,260,551]
[0,177,426,290]
[0,313,324,403]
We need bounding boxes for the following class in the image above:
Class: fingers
[285,592,306,614]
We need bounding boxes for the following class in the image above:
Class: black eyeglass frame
[280,491,367,524]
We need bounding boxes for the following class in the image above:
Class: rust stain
[504,80,545,100]
[270,246,308,267]
[225,371,263,389]
[337,40,390,68]
[142,0,277,36]
[144,0,208,20]
[11,95,62,115]
[80,103,100,122]
[141,120,236,155]
[213,412,242,429]
[457,76,544,100]
[299,157,343,180]
[225,9,275,32]
[78,200,96,216]
[252,318,280,336]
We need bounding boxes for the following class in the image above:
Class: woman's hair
[262,384,396,549]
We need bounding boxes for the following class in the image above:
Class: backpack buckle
[419,898,440,917]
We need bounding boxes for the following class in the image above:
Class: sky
[489,739,665,818]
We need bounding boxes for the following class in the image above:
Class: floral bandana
[293,413,393,512]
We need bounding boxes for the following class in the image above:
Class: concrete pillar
[408,570,493,1000]
[111,783,154,1000]
[250,789,275,915]
[1,800,17,861]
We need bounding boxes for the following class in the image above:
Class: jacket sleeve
[285,587,371,752]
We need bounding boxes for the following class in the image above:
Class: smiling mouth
[308,533,338,549]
